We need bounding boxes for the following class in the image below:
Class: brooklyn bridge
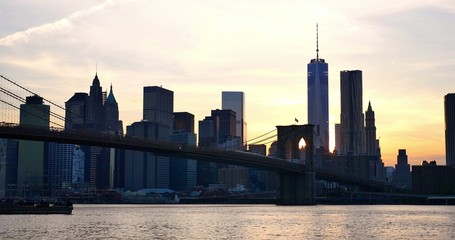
[0,74,390,205]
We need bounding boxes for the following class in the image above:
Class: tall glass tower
[307,24,329,150]
[222,91,246,148]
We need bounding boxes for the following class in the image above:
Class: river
[1,204,454,239]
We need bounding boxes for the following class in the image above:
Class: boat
[0,199,73,215]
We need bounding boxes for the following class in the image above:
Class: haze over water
[1,204,454,239]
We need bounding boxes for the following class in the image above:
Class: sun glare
[299,138,306,149]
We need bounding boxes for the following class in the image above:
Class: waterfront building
[124,86,173,190]
[393,149,412,190]
[339,70,366,155]
[197,109,238,187]
[72,146,85,185]
[248,144,277,191]
[65,74,123,190]
[0,139,18,197]
[445,93,455,166]
[221,92,250,189]
[197,117,218,186]
[307,25,329,150]
[102,85,123,189]
[222,91,246,148]
[170,112,197,191]
[412,160,455,195]
[124,121,171,190]
[47,143,73,196]
[17,95,50,197]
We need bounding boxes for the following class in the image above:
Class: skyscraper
[102,84,123,189]
[0,139,18,197]
[17,95,50,197]
[222,91,246,148]
[365,101,377,157]
[65,92,89,129]
[307,24,329,150]
[103,84,123,134]
[339,70,366,155]
[445,93,455,166]
[393,149,412,189]
[124,86,173,190]
[170,113,197,191]
[124,121,171,190]
[143,86,174,128]
[88,73,103,129]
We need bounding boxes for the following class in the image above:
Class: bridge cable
[0,99,65,128]
[0,74,120,133]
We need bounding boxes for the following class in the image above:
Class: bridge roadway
[0,123,388,190]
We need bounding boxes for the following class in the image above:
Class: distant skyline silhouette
[1,1,453,166]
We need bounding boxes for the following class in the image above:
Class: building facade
[0,139,18,197]
[170,112,197,191]
[222,91,246,148]
[307,26,329,150]
[445,93,455,166]
[339,70,366,155]
[17,96,50,197]
[124,86,174,190]
[143,86,174,129]
[393,149,412,190]
[124,121,171,190]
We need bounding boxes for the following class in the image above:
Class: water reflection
[0,204,454,239]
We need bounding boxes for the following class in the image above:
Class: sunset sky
[1,0,454,166]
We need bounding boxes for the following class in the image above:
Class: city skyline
[1,1,454,166]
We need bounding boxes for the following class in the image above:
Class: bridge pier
[276,124,316,205]
[278,170,315,205]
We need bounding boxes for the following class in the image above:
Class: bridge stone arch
[276,124,315,205]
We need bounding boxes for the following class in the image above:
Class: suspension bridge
[0,74,389,204]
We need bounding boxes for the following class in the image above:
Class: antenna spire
[316,23,319,61]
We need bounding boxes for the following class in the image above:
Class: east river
[1,204,455,239]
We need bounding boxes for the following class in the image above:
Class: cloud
[0,0,116,46]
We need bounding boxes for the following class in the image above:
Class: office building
[170,112,197,191]
[365,102,379,158]
[143,86,174,129]
[197,109,238,186]
[222,91,246,148]
[72,146,85,185]
[88,73,104,129]
[307,25,329,150]
[0,139,18,197]
[17,95,50,197]
[334,123,341,154]
[47,143,73,196]
[102,85,123,189]
[124,121,171,190]
[339,70,366,155]
[104,84,123,134]
[174,112,195,133]
[445,93,455,166]
[393,149,412,190]
[412,161,455,195]
[124,86,173,190]
[170,130,197,191]
[65,92,89,130]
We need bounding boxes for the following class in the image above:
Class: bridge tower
[276,124,316,205]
